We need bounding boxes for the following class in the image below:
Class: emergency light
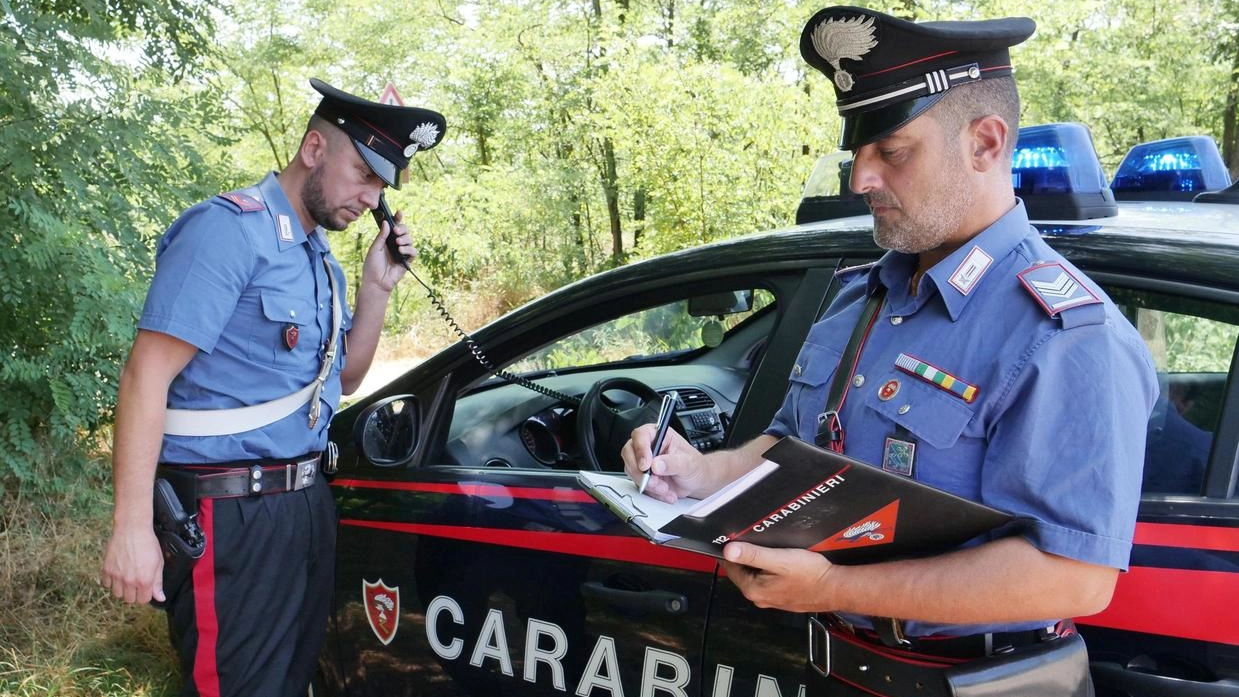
[1111,136,1231,201]
[1012,123,1117,220]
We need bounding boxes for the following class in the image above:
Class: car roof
[801,200,1239,240]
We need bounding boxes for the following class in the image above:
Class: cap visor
[839,95,944,150]
[352,140,400,190]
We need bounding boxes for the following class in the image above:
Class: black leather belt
[808,616,1063,697]
[852,619,1052,660]
[158,453,321,499]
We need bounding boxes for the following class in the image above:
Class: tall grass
[0,444,178,697]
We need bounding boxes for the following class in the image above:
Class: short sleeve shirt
[139,172,354,463]
[765,201,1158,636]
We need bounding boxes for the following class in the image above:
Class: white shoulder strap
[163,258,343,437]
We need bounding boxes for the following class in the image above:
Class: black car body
[319,142,1239,697]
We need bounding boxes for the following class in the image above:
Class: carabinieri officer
[101,79,446,697]
[622,7,1158,697]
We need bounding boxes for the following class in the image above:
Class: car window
[1110,288,1239,496]
[509,289,775,372]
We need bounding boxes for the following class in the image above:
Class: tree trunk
[601,137,623,265]
[633,188,646,250]
[1223,43,1239,180]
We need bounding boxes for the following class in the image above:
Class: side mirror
[353,395,420,467]
[796,152,868,223]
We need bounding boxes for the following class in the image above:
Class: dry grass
[0,459,178,697]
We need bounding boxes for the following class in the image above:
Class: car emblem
[363,579,400,645]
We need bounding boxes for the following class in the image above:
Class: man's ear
[968,114,1008,173]
[299,129,329,168]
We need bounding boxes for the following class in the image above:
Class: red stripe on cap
[350,114,401,148]
[860,50,959,79]
[192,499,221,697]
[340,519,718,573]
[1079,565,1239,645]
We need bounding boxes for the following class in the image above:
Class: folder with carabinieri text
[578,436,1013,564]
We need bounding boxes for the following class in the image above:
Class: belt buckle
[293,459,316,491]
[807,616,831,678]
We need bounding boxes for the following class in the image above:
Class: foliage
[0,0,229,498]
[3,0,1238,499]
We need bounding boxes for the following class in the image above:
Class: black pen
[638,391,678,495]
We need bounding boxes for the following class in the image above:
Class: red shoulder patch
[217,191,266,212]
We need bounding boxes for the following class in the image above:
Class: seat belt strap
[814,286,886,452]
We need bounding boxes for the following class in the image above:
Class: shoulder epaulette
[215,190,266,213]
[835,261,877,281]
[1018,261,1104,327]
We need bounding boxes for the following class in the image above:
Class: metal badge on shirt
[882,432,916,477]
[278,213,295,242]
[948,245,993,296]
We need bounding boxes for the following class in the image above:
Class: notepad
[579,436,1015,563]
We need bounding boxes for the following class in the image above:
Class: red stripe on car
[332,478,596,503]
[1080,565,1239,645]
[340,519,717,574]
[1134,521,1239,552]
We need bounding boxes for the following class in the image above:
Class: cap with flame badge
[800,6,1035,150]
[310,78,447,189]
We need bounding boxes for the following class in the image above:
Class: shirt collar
[866,200,1033,321]
[257,172,331,253]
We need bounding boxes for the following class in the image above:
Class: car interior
[441,287,781,473]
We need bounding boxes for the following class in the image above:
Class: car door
[1072,279,1239,697]
[320,265,839,697]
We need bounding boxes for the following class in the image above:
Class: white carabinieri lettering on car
[424,595,806,697]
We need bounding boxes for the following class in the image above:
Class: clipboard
[579,436,1014,563]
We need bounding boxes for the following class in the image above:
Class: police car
[317,125,1239,697]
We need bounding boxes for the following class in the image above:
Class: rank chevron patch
[1017,262,1101,317]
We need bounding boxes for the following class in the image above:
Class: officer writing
[623,7,1156,696]
[100,79,445,697]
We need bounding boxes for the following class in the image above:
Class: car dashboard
[441,364,748,471]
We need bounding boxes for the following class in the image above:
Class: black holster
[150,478,207,609]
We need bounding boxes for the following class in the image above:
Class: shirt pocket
[863,374,975,451]
[785,342,842,439]
[252,291,316,369]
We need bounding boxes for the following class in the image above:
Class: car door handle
[580,581,688,615]
[1091,661,1239,696]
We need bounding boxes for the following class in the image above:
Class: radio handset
[372,194,411,270]
[366,196,578,405]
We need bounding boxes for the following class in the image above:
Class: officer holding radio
[623,7,1157,696]
[100,79,445,697]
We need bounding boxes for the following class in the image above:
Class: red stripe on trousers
[192,498,220,697]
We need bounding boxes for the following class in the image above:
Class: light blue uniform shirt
[140,173,354,463]
[766,201,1158,636]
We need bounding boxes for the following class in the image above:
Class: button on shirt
[140,173,354,463]
[766,201,1158,636]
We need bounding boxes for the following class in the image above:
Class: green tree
[0,0,225,498]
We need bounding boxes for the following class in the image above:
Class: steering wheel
[575,377,667,472]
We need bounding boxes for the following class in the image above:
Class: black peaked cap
[800,6,1035,149]
[311,78,447,189]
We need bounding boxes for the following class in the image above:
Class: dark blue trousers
[163,476,336,697]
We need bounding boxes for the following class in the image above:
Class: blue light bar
[1012,123,1117,220]
[1111,136,1231,201]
